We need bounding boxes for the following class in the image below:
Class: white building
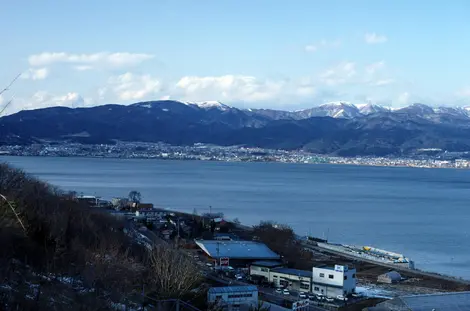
[311,265,356,298]
[207,286,258,311]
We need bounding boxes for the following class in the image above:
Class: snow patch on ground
[356,285,394,299]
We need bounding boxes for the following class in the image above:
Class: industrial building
[207,286,258,311]
[367,291,470,311]
[195,240,280,266]
[270,268,312,292]
[249,261,312,292]
[311,265,356,298]
[249,261,285,281]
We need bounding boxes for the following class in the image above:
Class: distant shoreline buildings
[1,142,470,169]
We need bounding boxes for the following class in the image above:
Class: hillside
[0,163,203,310]
[2,101,470,156]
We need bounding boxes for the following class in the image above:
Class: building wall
[311,284,344,298]
[249,266,271,280]
[208,289,258,310]
[311,266,356,296]
[269,272,311,292]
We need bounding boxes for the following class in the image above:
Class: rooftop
[208,286,258,295]
[195,240,280,260]
[271,268,312,278]
[251,261,284,268]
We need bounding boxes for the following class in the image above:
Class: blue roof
[195,240,280,259]
[251,261,284,268]
[271,268,312,278]
[208,286,258,294]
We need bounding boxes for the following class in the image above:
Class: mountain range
[2,100,470,156]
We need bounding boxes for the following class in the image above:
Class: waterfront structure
[195,240,280,265]
[368,291,470,311]
[377,271,402,284]
[311,265,356,298]
[207,286,258,311]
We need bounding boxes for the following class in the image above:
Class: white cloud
[365,61,385,75]
[319,62,356,86]
[74,65,93,71]
[457,87,470,98]
[172,75,316,105]
[304,39,341,52]
[105,72,162,101]
[364,33,388,44]
[2,91,94,115]
[373,79,395,86]
[21,68,49,80]
[397,92,410,105]
[28,52,154,69]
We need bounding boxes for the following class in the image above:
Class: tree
[128,190,142,203]
[145,244,202,299]
[248,301,271,311]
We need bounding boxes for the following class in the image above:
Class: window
[273,275,278,278]
[319,273,325,278]
[344,275,348,280]
[314,286,320,291]
[352,273,356,278]
[300,283,310,290]
[328,274,334,279]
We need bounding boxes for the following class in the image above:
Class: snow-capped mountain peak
[185,101,231,111]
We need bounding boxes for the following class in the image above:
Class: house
[377,271,402,284]
[207,286,258,311]
[366,291,470,311]
[311,265,356,298]
[269,268,312,293]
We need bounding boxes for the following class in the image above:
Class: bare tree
[128,190,142,204]
[145,244,202,299]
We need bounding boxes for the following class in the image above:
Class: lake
[2,156,469,280]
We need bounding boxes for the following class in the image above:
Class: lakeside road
[153,206,470,287]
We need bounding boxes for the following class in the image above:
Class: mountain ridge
[2,100,470,156]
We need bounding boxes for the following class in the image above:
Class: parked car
[283,289,290,296]
[336,295,347,301]
[299,292,307,299]
[308,294,316,300]
[275,288,283,294]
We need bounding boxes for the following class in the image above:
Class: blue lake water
[2,156,470,280]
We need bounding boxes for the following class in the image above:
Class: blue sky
[1,0,469,113]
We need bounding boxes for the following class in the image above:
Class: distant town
[1,141,470,169]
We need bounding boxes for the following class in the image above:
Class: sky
[1,0,470,114]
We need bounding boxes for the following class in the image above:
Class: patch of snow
[355,285,394,299]
[332,109,345,118]
[0,284,12,291]
[56,276,75,285]
[320,101,354,108]
[162,108,169,112]
[139,103,153,108]
[185,101,231,111]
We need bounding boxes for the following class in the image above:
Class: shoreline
[149,206,470,285]
[1,154,469,171]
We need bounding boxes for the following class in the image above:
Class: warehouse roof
[375,291,470,311]
[271,268,312,278]
[195,240,280,259]
[208,286,258,295]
